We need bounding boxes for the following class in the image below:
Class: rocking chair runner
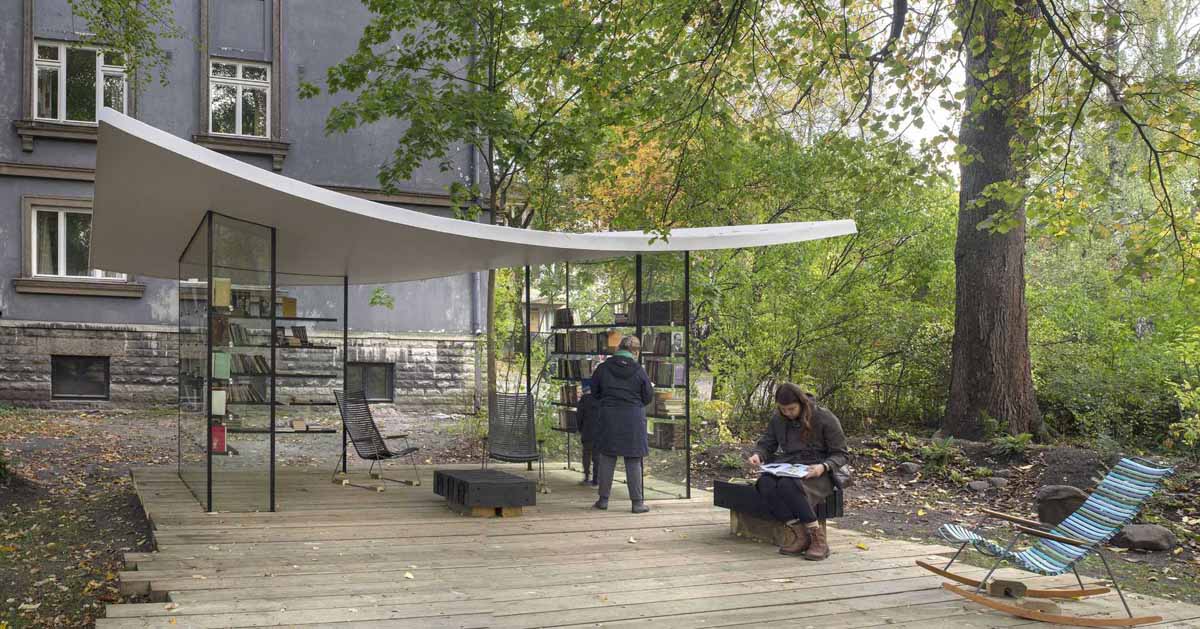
[333,390,422,489]
[482,392,547,492]
[918,457,1174,627]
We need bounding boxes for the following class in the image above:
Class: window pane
[51,356,109,399]
[365,365,392,401]
[37,44,59,60]
[65,212,91,277]
[242,65,268,81]
[241,87,267,137]
[36,66,59,119]
[346,365,364,396]
[211,62,237,78]
[35,211,59,275]
[211,83,237,134]
[103,73,125,113]
[66,48,97,122]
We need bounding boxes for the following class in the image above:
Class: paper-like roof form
[91,109,856,284]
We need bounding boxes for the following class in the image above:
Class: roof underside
[91,109,857,285]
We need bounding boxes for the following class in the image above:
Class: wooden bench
[433,469,537,517]
[714,479,844,545]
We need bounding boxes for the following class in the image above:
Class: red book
[211,424,227,454]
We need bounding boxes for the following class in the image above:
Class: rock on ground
[1111,524,1177,551]
[1036,485,1088,525]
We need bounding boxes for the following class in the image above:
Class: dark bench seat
[433,469,536,517]
[714,479,845,544]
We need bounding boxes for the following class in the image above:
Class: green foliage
[368,288,395,310]
[0,451,8,483]
[1166,327,1200,458]
[68,0,184,87]
[990,433,1033,459]
[920,437,962,473]
[719,453,745,470]
[972,466,995,480]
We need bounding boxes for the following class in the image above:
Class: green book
[212,352,231,380]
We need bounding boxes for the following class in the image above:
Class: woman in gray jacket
[748,382,849,560]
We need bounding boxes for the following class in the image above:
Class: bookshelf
[542,253,692,499]
[179,212,347,513]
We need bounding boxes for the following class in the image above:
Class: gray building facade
[0,0,485,410]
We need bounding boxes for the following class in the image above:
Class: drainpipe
[468,115,483,414]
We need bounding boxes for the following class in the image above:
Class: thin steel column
[564,262,570,310]
[205,212,213,513]
[269,226,277,512]
[634,254,643,494]
[342,275,349,473]
[525,265,532,423]
[684,250,691,499]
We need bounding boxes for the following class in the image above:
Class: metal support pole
[342,275,349,474]
[205,211,213,513]
[565,262,570,311]
[525,265,533,472]
[269,226,277,512]
[684,251,691,499]
[634,254,643,495]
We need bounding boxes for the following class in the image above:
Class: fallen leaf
[627,537,638,544]
[164,603,179,611]
[917,509,927,517]
[404,571,415,580]
[856,543,870,551]
[770,578,795,583]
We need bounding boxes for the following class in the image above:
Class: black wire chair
[333,390,421,491]
[482,392,548,493]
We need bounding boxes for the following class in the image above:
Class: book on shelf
[646,332,683,355]
[291,419,307,430]
[211,352,231,380]
[559,383,580,404]
[556,357,602,379]
[281,297,298,318]
[226,383,266,403]
[553,330,613,354]
[553,307,575,328]
[290,326,309,346]
[211,389,227,416]
[644,359,686,387]
[212,277,232,308]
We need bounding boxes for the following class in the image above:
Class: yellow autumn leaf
[917,509,927,517]
[404,571,415,580]
[870,464,885,473]
[0,545,16,553]
[856,543,870,551]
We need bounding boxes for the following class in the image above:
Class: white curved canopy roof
[92,109,856,284]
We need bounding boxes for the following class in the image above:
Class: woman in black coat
[590,334,654,513]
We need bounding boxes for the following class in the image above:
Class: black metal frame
[548,253,693,499]
[179,211,349,513]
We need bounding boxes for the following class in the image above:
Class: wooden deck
[100,465,1200,628]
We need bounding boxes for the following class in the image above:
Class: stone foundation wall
[0,320,482,412]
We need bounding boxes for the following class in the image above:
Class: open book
[758,463,811,479]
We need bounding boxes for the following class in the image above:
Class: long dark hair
[775,382,814,437]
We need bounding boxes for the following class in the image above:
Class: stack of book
[557,358,602,379]
[645,332,683,355]
[648,390,684,416]
[225,383,267,403]
[559,384,580,405]
[651,422,686,449]
[638,300,686,326]
[553,308,575,327]
[231,354,271,375]
[557,408,578,431]
[554,330,610,354]
[211,319,255,346]
[644,359,686,387]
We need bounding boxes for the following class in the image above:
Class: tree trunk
[485,190,501,425]
[944,0,1043,439]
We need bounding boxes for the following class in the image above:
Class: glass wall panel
[209,213,274,512]
[639,253,690,500]
[178,214,210,507]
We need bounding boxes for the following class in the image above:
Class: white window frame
[31,207,126,281]
[32,40,127,125]
[208,59,271,138]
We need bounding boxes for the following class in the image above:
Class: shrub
[920,437,960,472]
[990,433,1033,459]
[719,452,745,470]
[972,466,994,479]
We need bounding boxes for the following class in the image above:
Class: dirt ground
[692,433,1200,605]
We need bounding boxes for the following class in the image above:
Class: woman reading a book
[747,383,849,560]
[591,335,655,514]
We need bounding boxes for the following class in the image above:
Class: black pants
[595,452,643,502]
[756,474,817,524]
[581,441,595,479]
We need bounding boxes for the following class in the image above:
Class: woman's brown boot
[804,524,830,561]
[778,520,810,556]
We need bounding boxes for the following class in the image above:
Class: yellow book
[212,277,232,308]
[281,297,297,318]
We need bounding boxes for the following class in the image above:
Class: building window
[347,363,394,402]
[209,60,269,138]
[52,356,110,400]
[33,41,126,124]
[32,207,125,280]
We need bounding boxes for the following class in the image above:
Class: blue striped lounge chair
[917,457,1174,627]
